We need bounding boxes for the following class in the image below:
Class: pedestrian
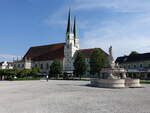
[46,75,49,82]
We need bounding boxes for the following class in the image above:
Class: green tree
[90,48,108,75]
[49,59,62,78]
[0,69,5,80]
[13,69,20,76]
[129,51,139,56]
[73,51,87,79]
[0,69,5,75]
[18,69,31,78]
[30,67,40,76]
[0,69,20,80]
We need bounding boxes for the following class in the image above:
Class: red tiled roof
[116,52,150,64]
[23,43,65,61]
[79,48,108,58]
[23,43,108,61]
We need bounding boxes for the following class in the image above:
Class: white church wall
[33,59,63,74]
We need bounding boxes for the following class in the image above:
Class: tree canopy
[30,67,40,76]
[73,51,87,78]
[90,48,108,75]
[49,59,62,77]
[129,51,139,56]
[0,68,40,78]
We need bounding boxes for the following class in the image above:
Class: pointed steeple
[66,9,71,35]
[73,16,77,38]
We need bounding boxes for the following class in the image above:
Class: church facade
[13,10,107,75]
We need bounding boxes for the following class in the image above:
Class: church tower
[73,16,79,49]
[64,9,80,72]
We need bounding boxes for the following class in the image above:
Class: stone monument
[91,46,141,88]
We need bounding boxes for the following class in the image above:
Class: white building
[14,10,108,75]
[0,61,13,69]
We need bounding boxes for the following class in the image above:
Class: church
[14,10,108,75]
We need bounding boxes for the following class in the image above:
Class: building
[0,61,13,69]
[116,53,150,79]
[14,10,108,75]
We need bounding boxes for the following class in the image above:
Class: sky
[0,0,150,61]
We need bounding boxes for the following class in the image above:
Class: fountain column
[108,46,115,78]
[122,72,127,79]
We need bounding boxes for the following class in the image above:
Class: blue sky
[0,0,150,61]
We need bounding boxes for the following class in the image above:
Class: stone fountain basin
[91,78,125,88]
[91,78,142,88]
[101,68,126,73]
[125,78,141,88]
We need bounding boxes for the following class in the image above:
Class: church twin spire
[73,16,77,39]
[66,9,78,39]
[66,9,71,35]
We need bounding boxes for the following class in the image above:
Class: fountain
[91,46,141,88]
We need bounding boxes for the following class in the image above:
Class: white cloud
[0,54,21,62]
[72,0,150,58]
[80,13,150,59]
[44,6,68,26]
[73,0,150,13]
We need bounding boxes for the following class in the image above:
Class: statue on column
[108,46,115,68]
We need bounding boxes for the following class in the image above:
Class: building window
[123,65,126,68]
[46,63,49,69]
[128,64,130,69]
[35,64,37,68]
[40,64,43,69]
[139,64,143,68]
[18,64,20,68]
[134,64,136,68]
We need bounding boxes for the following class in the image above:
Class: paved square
[0,80,150,113]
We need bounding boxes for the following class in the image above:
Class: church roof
[23,43,65,61]
[23,43,108,61]
[79,48,108,58]
[116,52,150,64]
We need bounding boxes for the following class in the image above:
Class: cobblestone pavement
[0,80,150,113]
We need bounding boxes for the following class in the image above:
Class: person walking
[46,75,49,82]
